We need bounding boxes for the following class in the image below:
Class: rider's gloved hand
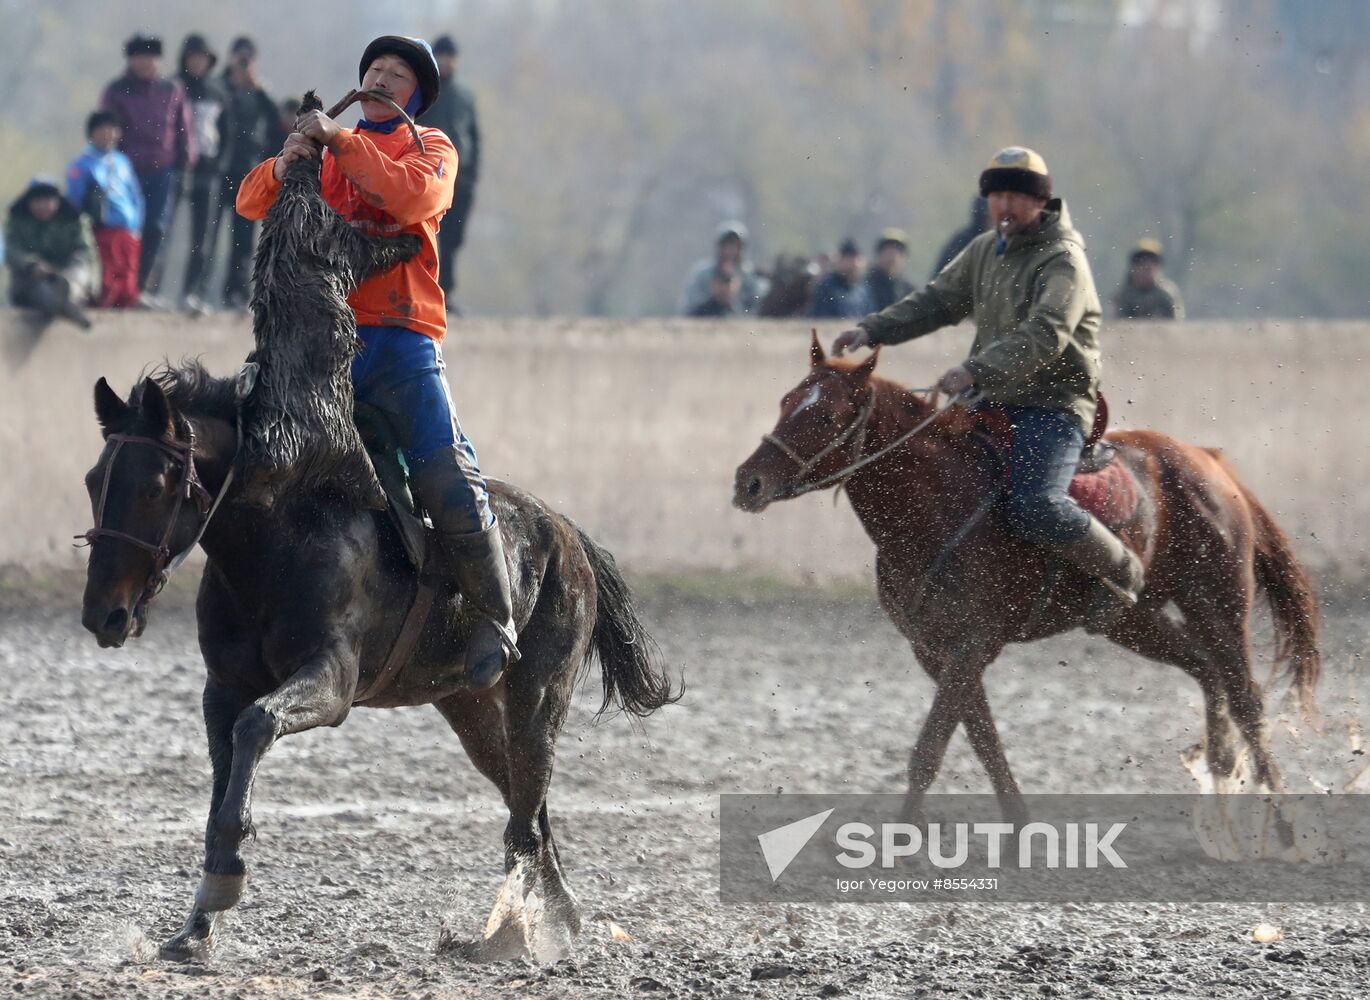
[937,365,976,396]
[831,328,870,356]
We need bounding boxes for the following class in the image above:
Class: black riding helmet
[357,35,440,117]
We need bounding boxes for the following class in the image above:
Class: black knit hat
[432,35,459,56]
[978,146,1052,200]
[125,33,162,57]
[358,35,441,117]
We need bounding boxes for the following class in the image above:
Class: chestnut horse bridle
[763,386,978,499]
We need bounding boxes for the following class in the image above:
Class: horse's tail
[1222,460,1322,718]
[572,524,682,718]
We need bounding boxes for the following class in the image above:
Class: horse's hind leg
[1104,603,1237,781]
[159,680,249,961]
[433,665,581,959]
[503,663,580,943]
[1185,591,1283,792]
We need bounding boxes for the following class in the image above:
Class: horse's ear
[809,328,826,368]
[852,346,881,383]
[93,377,130,434]
[138,377,174,437]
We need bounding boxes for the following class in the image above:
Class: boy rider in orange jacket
[236,36,516,688]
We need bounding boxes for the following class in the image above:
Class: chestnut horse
[733,335,1320,821]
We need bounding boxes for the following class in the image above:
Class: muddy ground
[2,585,1368,998]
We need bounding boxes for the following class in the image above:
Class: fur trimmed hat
[979,146,1052,200]
[1130,238,1164,263]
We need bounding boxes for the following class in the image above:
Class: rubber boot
[432,521,520,689]
[1056,515,1145,631]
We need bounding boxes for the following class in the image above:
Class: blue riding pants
[1000,405,1090,545]
[351,325,493,533]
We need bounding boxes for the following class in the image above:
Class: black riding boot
[408,459,519,688]
[432,521,520,688]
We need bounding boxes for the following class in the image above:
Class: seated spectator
[1112,239,1184,319]
[4,177,94,328]
[68,111,145,308]
[810,238,871,318]
[688,263,741,317]
[680,221,767,315]
[865,228,913,311]
[931,195,988,277]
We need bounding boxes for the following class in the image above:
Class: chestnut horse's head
[80,376,212,648]
[733,332,882,512]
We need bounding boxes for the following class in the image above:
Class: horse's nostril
[103,607,129,636]
[747,478,762,498]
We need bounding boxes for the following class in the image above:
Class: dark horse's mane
[142,361,239,424]
[239,89,388,510]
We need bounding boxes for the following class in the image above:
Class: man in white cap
[833,146,1143,624]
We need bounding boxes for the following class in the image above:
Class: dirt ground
[2,586,1368,999]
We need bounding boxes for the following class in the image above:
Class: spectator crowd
[2,28,1181,331]
[3,29,482,330]
[679,207,1185,324]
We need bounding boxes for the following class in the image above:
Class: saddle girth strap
[354,580,436,704]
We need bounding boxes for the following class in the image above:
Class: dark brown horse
[79,88,677,963]
[80,367,677,961]
[733,335,1320,821]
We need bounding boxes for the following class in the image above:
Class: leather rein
[764,387,979,499]
[78,405,244,607]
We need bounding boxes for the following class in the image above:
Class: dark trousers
[182,167,222,299]
[218,169,257,304]
[437,182,475,298]
[136,167,180,291]
[1001,405,1090,545]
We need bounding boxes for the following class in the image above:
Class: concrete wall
[3,310,1365,582]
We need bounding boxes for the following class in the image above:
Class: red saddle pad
[1068,460,1140,528]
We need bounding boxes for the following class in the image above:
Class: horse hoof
[160,911,219,962]
[195,872,247,912]
[438,919,529,963]
[159,937,197,963]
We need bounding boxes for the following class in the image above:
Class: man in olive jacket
[833,146,1143,623]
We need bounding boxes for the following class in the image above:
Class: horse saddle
[974,392,1141,530]
[354,402,429,570]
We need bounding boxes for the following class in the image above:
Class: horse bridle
[763,388,877,492]
[79,419,241,602]
[763,386,978,499]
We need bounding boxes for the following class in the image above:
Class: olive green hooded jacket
[858,198,1102,433]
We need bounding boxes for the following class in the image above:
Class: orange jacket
[236,125,457,340]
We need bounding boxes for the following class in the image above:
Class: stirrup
[489,617,521,663]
